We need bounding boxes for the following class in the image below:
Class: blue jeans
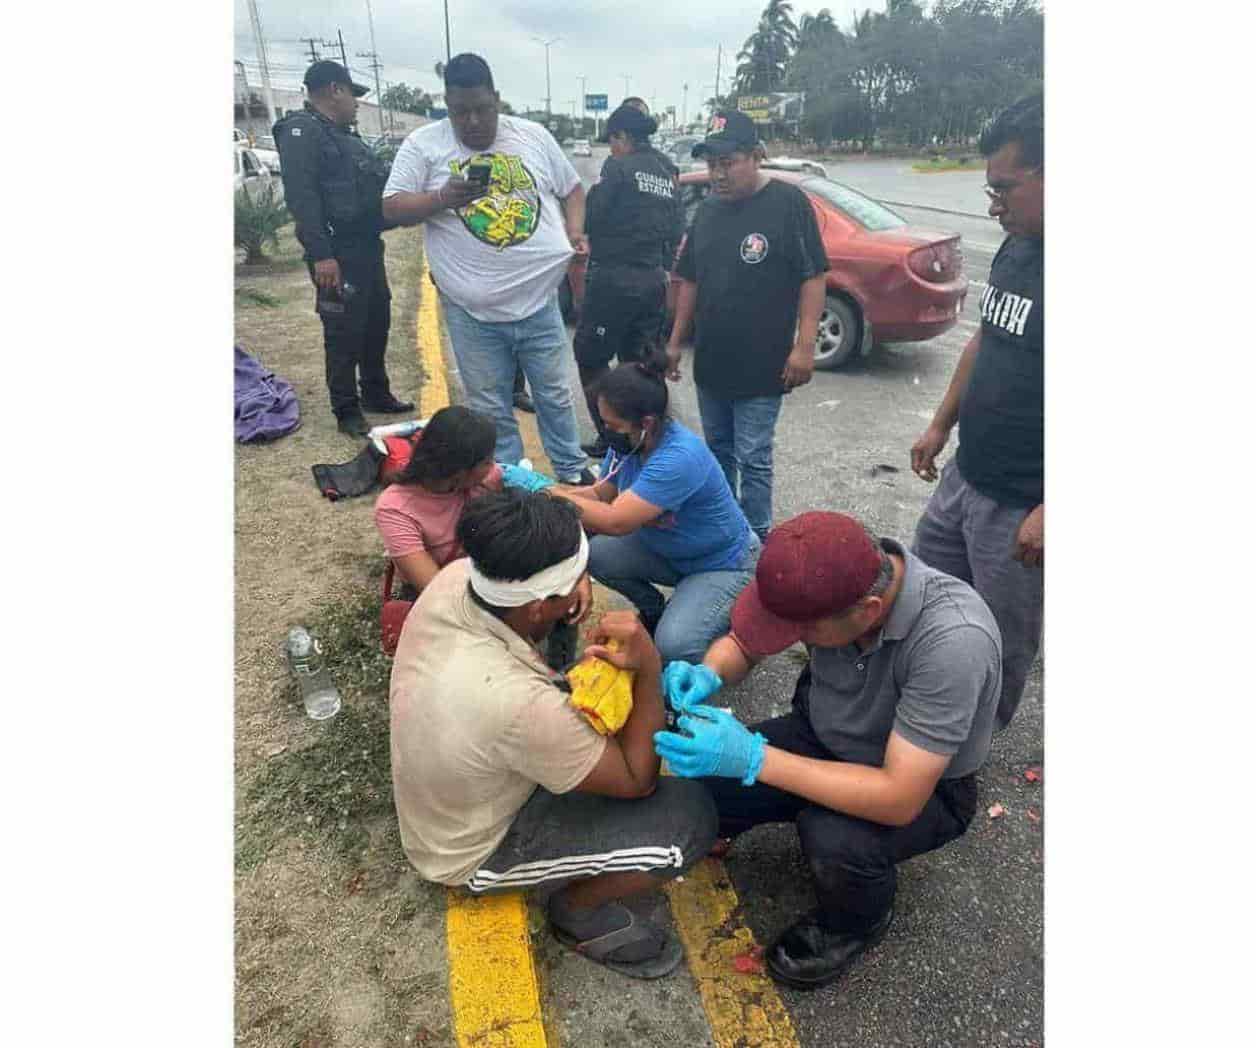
[695,387,783,541]
[589,530,760,666]
[439,292,587,480]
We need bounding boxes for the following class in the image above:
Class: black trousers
[702,666,978,934]
[572,261,667,373]
[309,240,393,419]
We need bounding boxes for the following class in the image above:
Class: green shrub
[235,184,291,264]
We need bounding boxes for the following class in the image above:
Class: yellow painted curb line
[416,251,450,417]
[666,859,800,1048]
[447,890,549,1048]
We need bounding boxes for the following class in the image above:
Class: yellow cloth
[566,640,635,735]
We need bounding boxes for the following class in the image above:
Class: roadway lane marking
[417,253,449,417]
[446,890,549,1048]
[666,859,801,1048]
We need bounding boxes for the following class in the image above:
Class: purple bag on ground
[235,345,301,443]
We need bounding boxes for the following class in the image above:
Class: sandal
[551,904,684,980]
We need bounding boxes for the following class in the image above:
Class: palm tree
[734,0,799,93]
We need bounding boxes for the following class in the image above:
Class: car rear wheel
[814,295,862,371]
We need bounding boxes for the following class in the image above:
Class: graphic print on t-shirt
[978,280,1034,338]
[740,232,769,264]
[449,154,541,250]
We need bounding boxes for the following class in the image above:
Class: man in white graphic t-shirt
[383,53,594,484]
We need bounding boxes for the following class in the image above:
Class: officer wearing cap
[572,103,683,458]
[654,511,1001,990]
[274,60,413,436]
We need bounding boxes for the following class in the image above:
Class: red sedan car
[562,167,967,370]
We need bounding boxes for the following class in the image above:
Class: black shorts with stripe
[465,776,718,894]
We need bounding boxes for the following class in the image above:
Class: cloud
[236,0,865,114]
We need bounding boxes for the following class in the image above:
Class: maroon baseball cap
[731,512,883,658]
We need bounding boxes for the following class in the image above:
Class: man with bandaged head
[388,488,716,979]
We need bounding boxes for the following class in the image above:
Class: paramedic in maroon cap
[654,511,1003,990]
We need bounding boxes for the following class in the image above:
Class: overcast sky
[235,0,871,123]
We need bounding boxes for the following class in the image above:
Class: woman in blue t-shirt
[550,353,759,665]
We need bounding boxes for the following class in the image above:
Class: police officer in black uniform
[274,61,413,436]
[575,103,683,457]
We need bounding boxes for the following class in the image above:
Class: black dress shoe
[766,908,893,990]
[336,413,371,437]
[513,390,536,413]
[362,395,415,414]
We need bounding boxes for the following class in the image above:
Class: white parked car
[233,128,281,174]
[762,156,829,178]
[234,146,284,205]
[571,138,593,157]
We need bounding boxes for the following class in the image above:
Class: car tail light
[907,240,964,283]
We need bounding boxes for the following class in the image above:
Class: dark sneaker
[362,395,415,414]
[336,413,371,437]
[513,390,536,413]
[765,908,893,990]
[581,439,608,458]
[572,468,598,486]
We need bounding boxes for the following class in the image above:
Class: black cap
[692,110,759,158]
[304,60,370,98]
[598,104,658,143]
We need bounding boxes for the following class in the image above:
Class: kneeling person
[389,488,717,978]
[656,511,1001,989]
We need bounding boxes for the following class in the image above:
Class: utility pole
[337,30,349,71]
[300,37,323,62]
[683,82,688,128]
[362,0,385,136]
[577,74,586,136]
[357,51,386,135]
[714,45,723,105]
[621,74,631,99]
[245,0,278,126]
[532,37,560,119]
[443,1,452,62]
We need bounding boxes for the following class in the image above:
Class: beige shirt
[389,559,607,885]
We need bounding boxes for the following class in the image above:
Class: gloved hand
[654,706,767,786]
[661,661,723,713]
[500,462,556,492]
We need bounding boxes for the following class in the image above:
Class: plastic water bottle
[284,627,342,721]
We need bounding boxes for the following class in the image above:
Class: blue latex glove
[654,706,767,786]
[499,462,556,492]
[661,661,723,713]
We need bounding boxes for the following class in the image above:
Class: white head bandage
[468,531,589,608]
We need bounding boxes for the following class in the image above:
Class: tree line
[728,0,1043,150]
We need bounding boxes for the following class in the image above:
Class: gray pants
[913,460,1043,730]
[464,777,718,895]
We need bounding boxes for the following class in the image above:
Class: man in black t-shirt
[910,94,1044,730]
[666,111,829,541]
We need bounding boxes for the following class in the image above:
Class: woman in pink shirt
[374,405,503,598]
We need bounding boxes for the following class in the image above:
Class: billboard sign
[736,92,805,124]
[585,94,609,111]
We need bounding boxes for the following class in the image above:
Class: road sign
[585,94,608,112]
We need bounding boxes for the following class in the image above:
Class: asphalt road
[534,145,1043,1048]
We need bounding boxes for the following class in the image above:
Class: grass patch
[912,155,978,173]
[235,285,282,308]
[237,702,394,872]
[237,582,397,872]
